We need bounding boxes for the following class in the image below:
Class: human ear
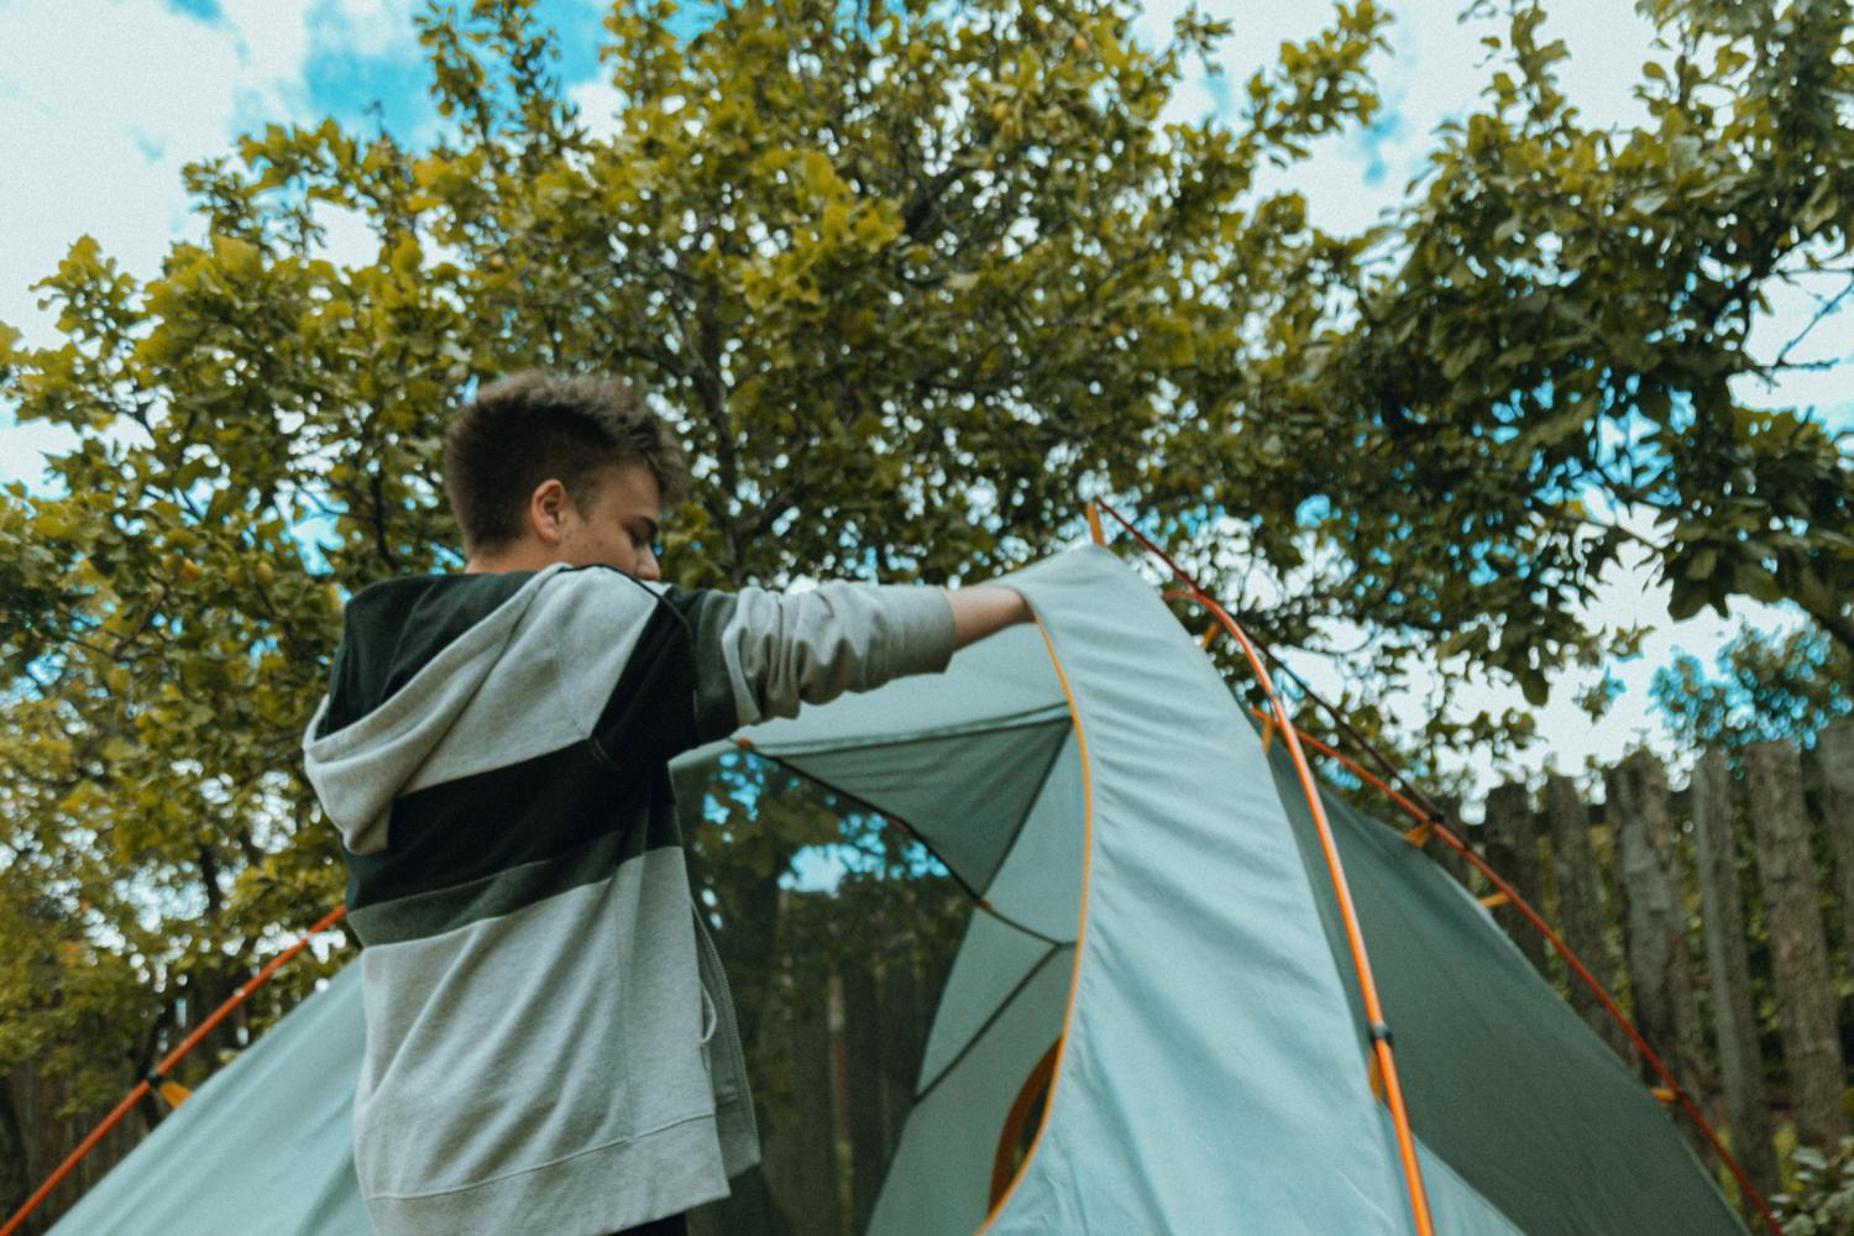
[529,479,570,547]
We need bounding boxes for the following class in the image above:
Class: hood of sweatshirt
[301,565,565,855]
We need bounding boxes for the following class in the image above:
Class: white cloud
[312,0,420,60]
[0,0,435,487]
[0,0,296,486]
[1,2,293,354]
[566,74,625,144]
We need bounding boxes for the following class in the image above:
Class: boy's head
[443,370,689,579]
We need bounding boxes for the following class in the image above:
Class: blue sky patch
[165,0,222,23]
[302,20,434,145]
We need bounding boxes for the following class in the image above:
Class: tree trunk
[1744,739,1846,1149]
[1481,782,1548,975]
[1689,750,1780,1204]
[1607,753,1708,1098]
[1543,774,1631,1062]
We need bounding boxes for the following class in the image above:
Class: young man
[300,372,1029,1236]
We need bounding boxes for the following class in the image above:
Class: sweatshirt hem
[361,1109,732,1236]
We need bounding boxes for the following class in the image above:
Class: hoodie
[300,562,956,1235]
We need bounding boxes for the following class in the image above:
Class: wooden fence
[1458,719,1854,1206]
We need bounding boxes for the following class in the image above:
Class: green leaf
[210,233,261,276]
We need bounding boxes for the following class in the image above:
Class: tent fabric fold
[52,547,1743,1235]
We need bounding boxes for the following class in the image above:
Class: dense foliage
[0,0,1847,1202]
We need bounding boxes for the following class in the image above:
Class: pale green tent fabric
[50,962,372,1235]
[52,547,1744,1235]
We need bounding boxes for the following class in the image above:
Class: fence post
[1482,782,1548,975]
[1820,721,1854,981]
[1688,750,1780,1202]
[1607,753,1708,1098]
[1543,774,1631,1061]
[1745,739,1847,1149]
[1429,793,1475,891]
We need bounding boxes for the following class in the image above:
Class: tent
[49,546,1747,1234]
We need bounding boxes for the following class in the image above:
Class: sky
[1,0,1848,806]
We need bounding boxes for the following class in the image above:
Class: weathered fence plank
[1543,774,1631,1061]
[1821,721,1854,978]
[1,1063,148,1236]
[1481,782,1548,974]
[877,957,921,1161]
[842,961,886,1234]
[1745,740,1846,1149]
[755,979,841,1236]
[1607,753,1708,1097]
[1689,750,1780,1201]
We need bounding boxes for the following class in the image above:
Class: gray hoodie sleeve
[667,582,958,741]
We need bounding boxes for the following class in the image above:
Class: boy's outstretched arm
[659,577,1032,744]
[945,583,1033,649]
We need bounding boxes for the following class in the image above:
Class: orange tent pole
[1,904,348,1236]
[1246,715,1783,1236]
[1092,498,1436,1236]
[1097,495,1780,1236]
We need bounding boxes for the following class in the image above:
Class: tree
[1651,623,1852,752]
[1242,0,1853,728]
[0,0,1849,1216]
[0,0,1392,1208]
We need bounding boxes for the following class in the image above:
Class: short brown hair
[442,371,690,556]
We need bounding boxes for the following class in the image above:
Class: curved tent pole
[990,1038,1062,1208]
[1090,500,1437,1236]
[1,904,349,1236]
[1084,495,1774,1236]
[1255,717,1783,1236]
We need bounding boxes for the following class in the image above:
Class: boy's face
[554,460,664,581]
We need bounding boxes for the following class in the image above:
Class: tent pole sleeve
[1090,498,1436,1236]
[1269,721,1782,1236]
[1091,494,1775,1236]
[1193,588,1436,1236]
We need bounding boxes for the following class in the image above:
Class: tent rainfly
[48,547,1750,1235]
